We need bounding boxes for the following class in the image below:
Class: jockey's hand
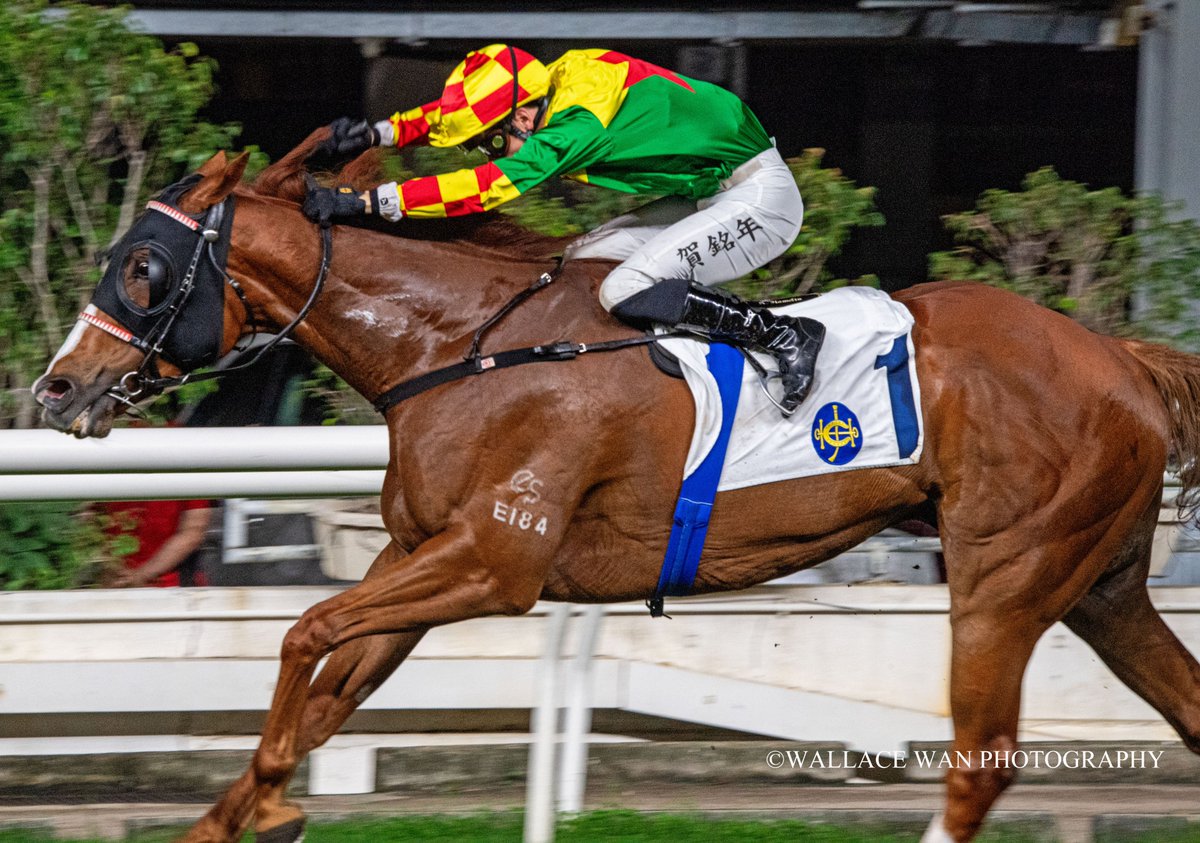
[320,117,378,156]
[303,184,366,228]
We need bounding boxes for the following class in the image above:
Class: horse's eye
[120,246,170,312]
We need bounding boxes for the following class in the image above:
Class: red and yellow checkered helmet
[427,44,550,148]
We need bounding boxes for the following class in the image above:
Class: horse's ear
[181,151,250,213]
[195,151,229,178]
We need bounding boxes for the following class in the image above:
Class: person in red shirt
[102,499,213,587]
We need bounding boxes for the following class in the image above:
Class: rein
[94,175,676,417]
[373,268,684,414]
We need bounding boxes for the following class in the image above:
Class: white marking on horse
[38,304,99,387]
[347,306,409,338]
[492,469,549,536]
[509,469,543,505]
[920,814,955,843]
[492,500,549,536]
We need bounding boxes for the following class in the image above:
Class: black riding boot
[612,278,826,415]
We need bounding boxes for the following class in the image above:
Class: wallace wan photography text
[764,748,1165,771]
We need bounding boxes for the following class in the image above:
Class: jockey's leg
[612,278,824,414]
[564,195,698,263]
[597,147,820,414]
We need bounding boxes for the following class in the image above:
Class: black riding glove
[320,117,379,157]
[303,184,366,228]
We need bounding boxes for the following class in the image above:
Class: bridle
[84,169,668,424]
[86,180,333,408]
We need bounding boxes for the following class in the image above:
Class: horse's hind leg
[922,600,1044,842]
[926,480,1164,841]
[1062,526,1200,754]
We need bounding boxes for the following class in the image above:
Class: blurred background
[4,0,1198,591]
[2,4,1200,840]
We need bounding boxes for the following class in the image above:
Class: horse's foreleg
[195,538,424,842]
[182,643,346,843]
[252,629,426,840]
[186,628,423,843]
[181,527,545,843]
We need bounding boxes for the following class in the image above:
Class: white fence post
[524,603,571,843]
[557,604,605,817]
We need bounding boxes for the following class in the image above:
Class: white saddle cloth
[660,286,924,491]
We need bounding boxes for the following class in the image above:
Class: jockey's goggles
[475,124,511,160]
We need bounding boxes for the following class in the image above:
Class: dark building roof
[81,1,1125,46]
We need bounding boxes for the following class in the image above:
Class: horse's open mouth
[39,389,120,439]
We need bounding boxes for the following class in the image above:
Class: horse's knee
[253,743,297,788]
[280,610,335,665]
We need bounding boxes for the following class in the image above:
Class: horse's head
[34,150,249,438]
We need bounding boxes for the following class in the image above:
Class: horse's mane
[247,128,567,260]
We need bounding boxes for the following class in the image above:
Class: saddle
[659,285,923,487]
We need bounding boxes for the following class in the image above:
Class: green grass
[298,813,929,842]
[2,811,1197,842]
[0,812,1040,843]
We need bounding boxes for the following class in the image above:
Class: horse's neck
[231,203,563,401]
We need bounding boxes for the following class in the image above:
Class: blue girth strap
[648,342,744,617]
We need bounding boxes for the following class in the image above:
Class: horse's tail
[1121,338,1200,514]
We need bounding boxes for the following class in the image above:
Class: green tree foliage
[0,502,119,589]
[930,167,1200,349]
[0,0,259,429]
[0,2,259,588]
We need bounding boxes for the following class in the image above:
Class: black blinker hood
[91,175,235,370]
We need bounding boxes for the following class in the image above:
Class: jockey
[305,44,824,414]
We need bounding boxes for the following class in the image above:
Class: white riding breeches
[564,146,804,312]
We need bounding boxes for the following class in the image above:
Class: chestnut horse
[32,133,1200,843]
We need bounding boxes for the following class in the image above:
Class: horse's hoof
[256,818,306,843]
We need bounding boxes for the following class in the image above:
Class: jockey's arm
[375,99,442,148]
[322,99,442,157]
[366,107,611,220]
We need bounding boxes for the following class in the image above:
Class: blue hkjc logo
[812,402,863,465]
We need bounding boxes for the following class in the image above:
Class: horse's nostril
[36,378,76,409]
